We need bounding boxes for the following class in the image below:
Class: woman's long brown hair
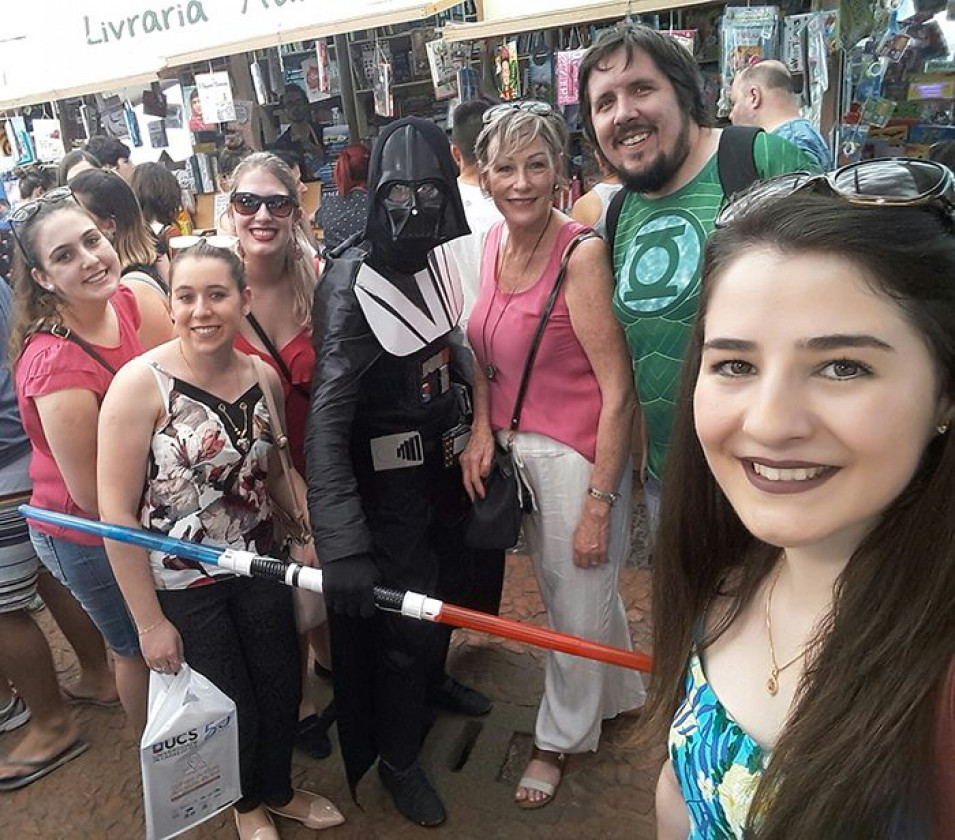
[644,194,955,837]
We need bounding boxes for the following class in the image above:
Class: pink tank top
[467,219,602,462]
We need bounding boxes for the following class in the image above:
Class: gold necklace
[178,341,251,453]
[764,568,808,696]
[217,401,251,453]
[481,210,553,382]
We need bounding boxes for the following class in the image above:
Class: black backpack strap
[605,187,628,255]
[245,313,311,400]
[717,125,764,201]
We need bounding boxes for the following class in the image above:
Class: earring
[42,284,54,292]
[938,422,950,435]
[552,183,560,193]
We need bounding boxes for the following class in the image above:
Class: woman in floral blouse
[98,241,343,839]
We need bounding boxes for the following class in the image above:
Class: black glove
[322,554,380,619]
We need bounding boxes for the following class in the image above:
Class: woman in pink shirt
[461,103,645,809]
[8,191,153,735]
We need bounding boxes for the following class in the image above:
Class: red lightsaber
[20,506,652,673]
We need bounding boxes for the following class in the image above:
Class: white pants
[505,431,646,754]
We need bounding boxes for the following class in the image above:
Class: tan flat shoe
[267,789,345,830]
[233,807,279,840]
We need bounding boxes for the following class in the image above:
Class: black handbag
[464,231,597,551]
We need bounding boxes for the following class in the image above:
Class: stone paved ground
[2,503,658,839]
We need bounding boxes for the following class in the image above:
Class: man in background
[729,60,832,169]
[85,136,136,183]
[444,100,503,335]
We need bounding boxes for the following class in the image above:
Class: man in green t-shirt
[579,25,817,527]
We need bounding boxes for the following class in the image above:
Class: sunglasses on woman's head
[716,158,955,228]
[483,101,555,124]
[230,192,297,218]
[8,186,76,268]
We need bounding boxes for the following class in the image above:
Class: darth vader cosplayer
[305,117,505,826]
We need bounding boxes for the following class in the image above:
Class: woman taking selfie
[461,103,645,809]
[9,190,150,730]
[649,160,955,838]
[97,242,343,839]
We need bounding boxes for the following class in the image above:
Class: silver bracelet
[587,487,620,506]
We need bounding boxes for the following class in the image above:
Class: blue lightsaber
[19,505,653,672]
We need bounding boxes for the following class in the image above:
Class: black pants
[158,576,301,811]
[332,461,504,790]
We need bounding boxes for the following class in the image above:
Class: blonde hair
[474,109,569,191]
[230,152,315,327]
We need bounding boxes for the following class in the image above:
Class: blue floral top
[669,650,768,838]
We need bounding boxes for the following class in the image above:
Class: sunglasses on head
[716,158,955,228]
[9,186,76,268]
[230,192,297,218]
[483,100,555,124]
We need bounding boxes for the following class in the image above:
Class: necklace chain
[481,210,553,382]
[764,567,808,696]
[178,341,251,453]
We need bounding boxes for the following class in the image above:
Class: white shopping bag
[140,663,241,840]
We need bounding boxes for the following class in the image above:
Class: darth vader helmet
[365,117,468,272]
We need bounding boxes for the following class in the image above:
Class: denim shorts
[30,527,140,657]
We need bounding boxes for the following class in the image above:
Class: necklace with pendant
[179,341,251,453]
[765,567,808,696]
[218,401,251,453]
[481,210,553,382]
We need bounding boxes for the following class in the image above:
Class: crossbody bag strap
[508,230,599,431]
[245,312,311,399]
[250,356,307,529]
[29,323,116,375]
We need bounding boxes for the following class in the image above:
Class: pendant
[485,363,497,381]
[767,671,779,696]
[236,436,250,453]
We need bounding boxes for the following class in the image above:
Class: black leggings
[158,576,301,811]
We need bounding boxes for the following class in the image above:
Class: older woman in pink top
[461,103,645,810]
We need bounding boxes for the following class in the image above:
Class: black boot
[427,675,492,716]
[378,760,447,827]
[295,700,335,759]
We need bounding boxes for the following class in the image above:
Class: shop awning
[1,0,462,112]
[441,0,716,42]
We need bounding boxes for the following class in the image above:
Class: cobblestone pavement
[2,505,658,840]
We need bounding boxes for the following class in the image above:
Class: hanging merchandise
[374,43,395,118]
[124,103,143,147]
[495,39,521,102]
[4,117,36,166]
[31,119,65,162]
[457,67,481,102]
[426,38,459,100]
[195,71,237,124]
[527,34,555,104]
[668,29,698,54]
[782,13,831,129]
[185,86,215,133]
[720,6,780,114]
[556,48,586,106]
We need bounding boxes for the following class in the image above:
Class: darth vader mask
[365,117,469,273]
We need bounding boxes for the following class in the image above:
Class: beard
[612,113,693,194]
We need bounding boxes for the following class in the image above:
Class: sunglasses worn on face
[483,101,555,124]
[230,192,297,218]
[716,158,955,228]
[9,186,76,268]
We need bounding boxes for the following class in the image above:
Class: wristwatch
[587,486,620,506]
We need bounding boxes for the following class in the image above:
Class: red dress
[235,327,313,475]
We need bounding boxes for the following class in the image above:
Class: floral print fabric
[669,650,767,838]
[141,363,275,590]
